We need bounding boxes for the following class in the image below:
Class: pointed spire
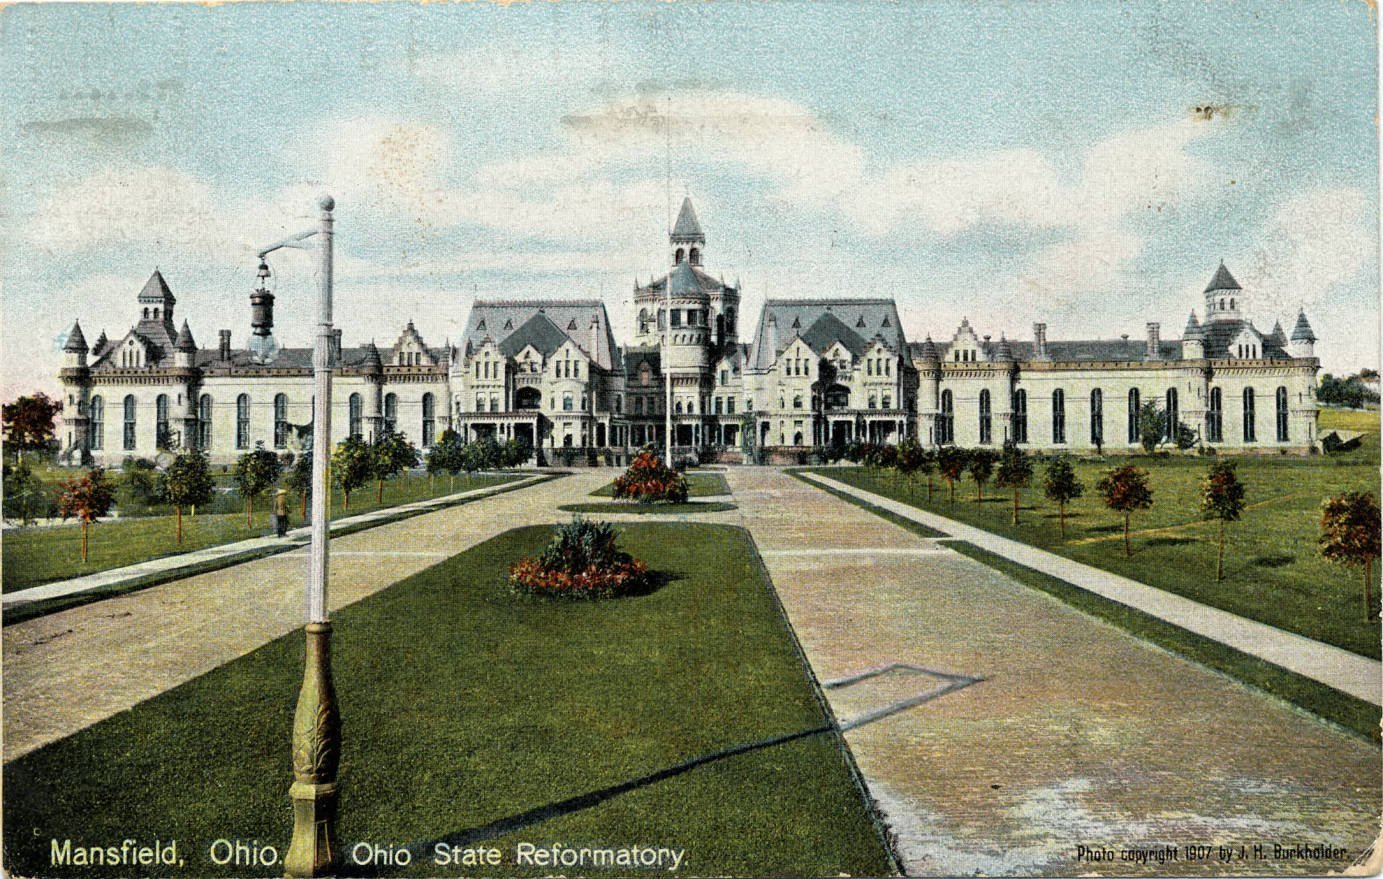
[137,268,176,304]
[364,339,384,372]
[1290,310,1316,342]
[1268,320,1287,346]
[175,319,197,352]
[917,335,940,362]
[64,320,88,352]
[671,196,704,241]
[1183,311,1204,339]
[94,329,108,353]
[1204,261,1241,293]
[994,334,1014,362]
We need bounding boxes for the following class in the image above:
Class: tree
[937,447,969,504]
[2,392,61,461]
[57,467,116,562]
[1096,464,1154,557]
[471,434,502,472]
[121,457,164,513]
[1198,460,1247,582]
[501,436,533,469]
[426,429,465,492]
[161,448,216,545]
[332,435,373,508]
[371,429,420,503]
[1043,457,1084,538]
[968,448,997,505]
[1319,491,1382,621]
[994,444,1034,525]
[3,459,52,526]
[1137,401,1168,454]
[895,438,926,496]
[284,447,314,518]
[232,443,282,525]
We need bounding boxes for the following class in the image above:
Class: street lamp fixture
[258,194,340,877]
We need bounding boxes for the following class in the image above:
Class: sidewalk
[799,471,1381,706]
[2,473,549,611]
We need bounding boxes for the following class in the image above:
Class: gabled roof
[1204,262,1241,293]
[749,298,905,370]
[671,197,703,241]
[464,300,617,369]
[499,313,571,360]
[800,312,869,358]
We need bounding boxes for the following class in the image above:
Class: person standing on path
[272,488,290,538]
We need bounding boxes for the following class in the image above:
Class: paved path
[3,470,610,760]
[728,467,1380,876]
[1,474,548,609]
[801,471,1382,706]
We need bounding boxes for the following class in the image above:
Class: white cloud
[1241,186,1374,314]
[1018,227,1145,299]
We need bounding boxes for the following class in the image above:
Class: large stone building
[57,198,1321,465]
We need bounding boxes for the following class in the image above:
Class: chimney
[1146,322,1161,360]
[332,329,343,364]
[219,330,231,361]
[1032,323,1049,360]
[766,314,778,363]
[590,314,601,364]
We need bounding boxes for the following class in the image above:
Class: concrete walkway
[728,467,1380,876]
[1,474,549,610]
[800,471,1382,707]
[3,470,610,760]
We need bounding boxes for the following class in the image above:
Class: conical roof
[994,334,1014,362]
[916,335,940,361]
[1290,310,1316,343]
[93,329,108,352]
[64,320,88,352]
[671,197,703,241]
[1268,320,1287,346]
[364,340,384,371]
[137,268,176,304]
[175,320,197,352]
[1183,311,1204,340]
[1204,262,1241,293]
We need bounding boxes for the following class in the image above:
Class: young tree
[371,429,420,503]
[284,448,314,518]
[121,457,164,513]
[1198,460,1247,581]
[426,429,465,492]
[1137,401,1168,454]
[3,459,50,526]
[332,435,373,509]
[1043,457,1084,538]
[937,446,969,504]
[57,467,117,562]
[1096,464,1154,557]
[895,438,926,496]
[472,434,502,471]
[994,444,1034,525]
[161,448,216,545]
[968,448,997,506]
[232,443,282,525]
[1319,491,1382,621]
[501,436,533,469]
[2,392,62,462]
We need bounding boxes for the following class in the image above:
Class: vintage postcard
[2,2,1380,877]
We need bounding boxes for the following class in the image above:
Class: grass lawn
[559,501,738,515]
[589,471,731,498]
[2,473,520,594]
[808,439,1381,659]
[3,523,895,878]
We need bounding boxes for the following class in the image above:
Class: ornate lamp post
[258,195,340,877]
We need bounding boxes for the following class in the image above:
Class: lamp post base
[284,622,340,878]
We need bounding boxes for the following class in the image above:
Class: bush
[613,449,689,503]
[509,518,651,599]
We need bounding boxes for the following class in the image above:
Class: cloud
[1241,186,1374,313]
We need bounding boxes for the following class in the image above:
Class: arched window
[1127,389,1141,443]
[236,394,251,449]
[124,395,137,450]
[639,308,650,333]
[675,247,685,265]
[1230,298,1236,310]
[1276,386,1289,442]
[384,393,398,433]
[422,393,436,447]
[978,389,992,444]
[1011,389,1028,444]
[475,394,486,413]
[490,395,500,412]
[868,394,877,410]
[793,431,804,446]
[882,394,892,409]
[565,393,575,412]
[1090,389,1104,446]
[1165,388,1179,442]
[349,393,362,438]
[1208,388,1223,442]
[273,393,289,448]
[939,390,954,444]
[690,247,701,265]
[155,394,170,449]
[1242,388,1256,442]
[1052,389,1066,444]
[198,395,212,448]
[793,394,803,409]
[90,395,105,450]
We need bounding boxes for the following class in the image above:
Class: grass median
[589,471,731,498]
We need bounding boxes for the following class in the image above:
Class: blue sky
[1,0,1377,397]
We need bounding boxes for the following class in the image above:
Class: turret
[1289,310,1316,359]
[174,320,197,368]
[62,320,89,368]
[1204,262,1243,324]
[1182,312,1205,360]
[670,196,704,266]
[60,320,92,463]
[362,341,384,440]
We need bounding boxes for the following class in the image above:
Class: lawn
[589,471,731,498]
[3,524,895,878]
[809,442,1381,659]
[2,473,520,594]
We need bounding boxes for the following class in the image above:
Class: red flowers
[509,518,653,599]
[612,450,689,504]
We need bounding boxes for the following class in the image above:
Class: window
[236,394,250,449]
[1242,388,1256,442]
[1090,389,1104,446]
[1276,386,1289,442]
[868,394,877,410]
[490,395,500,412]
[1208,388,1223,442]
[727,397,736,414]
[1052,389,1066,444]
[882,395,891,409]
[793,395,803,409]
[198,395,211,448]
[349,393,363,438]
[384,393,397,433]
[156,394,170,449]
[475,395,485,413]
[123,395,138,450]
[573,361,580,379]
[720,370,728,385]
[715,397,723,415]
[274,393,289,448]
[1165,388,1179,442]
[670,310,682,328]
[635,396,644,415]
[90,395,105,450]
[1127,389,1141,443]
[978,389,992,444]
[939,390,954,444]
[1011,389,1028,444]
[422,393,435,447]
[564,393,574,412]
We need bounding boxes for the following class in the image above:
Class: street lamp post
[260,195,340,877]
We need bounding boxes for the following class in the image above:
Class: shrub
[613,449,689,504]
[509,518,651,599]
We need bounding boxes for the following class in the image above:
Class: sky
[1,0,1377,400]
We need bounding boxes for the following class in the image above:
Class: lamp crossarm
[256,227,320,258]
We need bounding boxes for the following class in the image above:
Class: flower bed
[612,450,689,504]
[509,518,651,599]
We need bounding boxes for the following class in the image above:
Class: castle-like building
[57,198,1321,465]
